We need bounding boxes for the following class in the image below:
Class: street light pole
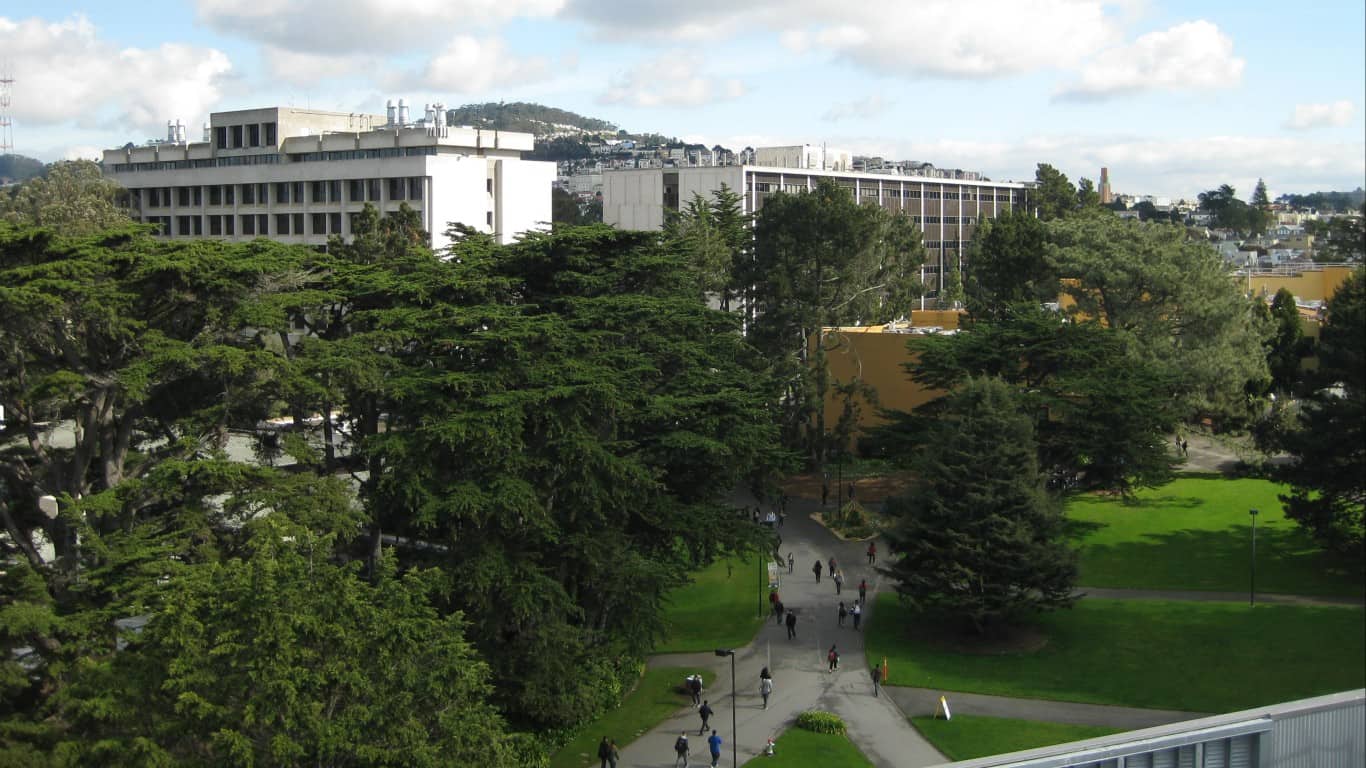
[714,649,737,767]
[1249,508,1259,606]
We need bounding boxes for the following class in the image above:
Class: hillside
[444,102,616,137]
[0,153,46,184]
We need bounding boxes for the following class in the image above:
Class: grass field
[656,553,768,654]
[1067,477,1364,596]
[867,595,1365,713]
[911,715,1122,761]
[549,665,707,768]
[741,727,875,767]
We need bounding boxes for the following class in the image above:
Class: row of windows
[912,216,978,226]
[214,122,278,150]
[288,147,438,162]
[751,181,1019,203]
[113,155,284,173]
[150,211,354,237]
[139,178,426,209]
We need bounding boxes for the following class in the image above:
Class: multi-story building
[603,164,1029,300]
[102,105,554,250]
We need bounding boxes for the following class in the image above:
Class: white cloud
[62,145,104,161]
[599,54,746,108]
[822,95,892,123]
[194,0,564,54]
[407,35,553,92]
[1058,20,1243,99]
[1285,101,1354,130]
[566,0,1124,78]
[0,15,231,135]
[263,47,378,87]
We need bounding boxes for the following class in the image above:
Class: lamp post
[714,648,737,767]
[1249,508,1259,606]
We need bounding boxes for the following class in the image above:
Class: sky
[2,0,1363,201]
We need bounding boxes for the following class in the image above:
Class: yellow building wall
[819,325,947,447]
[1247,265,1354,302]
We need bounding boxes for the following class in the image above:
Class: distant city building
[1100,167,1113,204]
[754,145,853,172]
[603,164,1028,302]
[102,104,555,250]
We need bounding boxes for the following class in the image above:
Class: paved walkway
[616,493,945,768]
[887,688,1204,729]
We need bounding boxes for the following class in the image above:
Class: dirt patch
[781,472,915,504]
[911,621,1050,656]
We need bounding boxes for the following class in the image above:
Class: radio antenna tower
[0,62,14,154]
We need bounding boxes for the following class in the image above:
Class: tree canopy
[0,160,131,236]
[1047,213,1270,421]
[879,377,1077,635]
[1276,267,1365,555]
[1033,163,1077,221]
[962,209,1055,320]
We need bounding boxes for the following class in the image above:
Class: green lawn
[549,666,707,768]
[1067,477,1364,596]
[911,715,1122,761]
[740,727,874,767]
[656,553,768,654]
[867,595,1365,713]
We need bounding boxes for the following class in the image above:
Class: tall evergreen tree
[962,209,1055,320]
[1277,268,1365,555]
[1033,163,1077,221]
[880,377,1077,635]
[1266,287,1308,393]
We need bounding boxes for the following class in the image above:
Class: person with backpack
[785,609,797,640]
[851,600,862,631]
[686,675,703,707]
[697,699,713,734]
[760,675,774,709]
[827,644,840,671]
[674,732,691,767]
[833,569,844,595]
[837,601,847,628]
[812,559,822,583]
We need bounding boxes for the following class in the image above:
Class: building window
[225,184,235,205]
[348,179,365,203]
[312,181,327,203]
[388,178,406,201]
[210,216,222,235]
[178,187,191,207]
[367,179,382,202]
[486,178,493,194]
[329,212,342,234]
[224,215,235,236]
[409,177,424,200]
[175,216,190,235]
[248,124,261,147]
[258,214,269,234]
[230,125,243,149]
[241,215,255,236]
[193,187,203,206]
[293,213,303,234]
[312,213,326,234]
[328,180,341,203]
[264,122,277,145]
[486,211,493,226]
[209,186,222,206]
[215,126,228,149]
[276,214,291,234]
[274,183,289,204]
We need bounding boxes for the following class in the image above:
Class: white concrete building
[102,105,554,250]
[754,144,852,172]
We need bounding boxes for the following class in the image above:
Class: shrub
[795,710,846,735]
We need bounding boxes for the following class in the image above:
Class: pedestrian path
[885,688,1204,730]
[616,493,944,767]
[1076,586,1365,608]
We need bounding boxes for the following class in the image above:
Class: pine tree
[880,377,1077,635]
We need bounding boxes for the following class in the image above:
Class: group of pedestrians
[672,729,724,768]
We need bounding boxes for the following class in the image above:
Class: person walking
[768,590,781,621]
[674,732,691,767]
[828,556,837,575]
[827,644,840,671]
[851,600,862,631]
[867,541,877,565]
[760,676,774,709]
[687,675,702,707]
[698,700,713,735]
[833,570,844,595]
[858,578,867,605]
[774,600,785,624]
[837,601,847,628]
[598,737,613,768]
[787,552,794,575]
[785,609,797,639]
[871,663,882,697]
[707,731,723,768]
[812,560,822,583]
[607,738,620,768]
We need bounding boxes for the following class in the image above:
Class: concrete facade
[603,165,1029,301]
[103,106,554,250]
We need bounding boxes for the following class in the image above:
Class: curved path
[616,492,945,767]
